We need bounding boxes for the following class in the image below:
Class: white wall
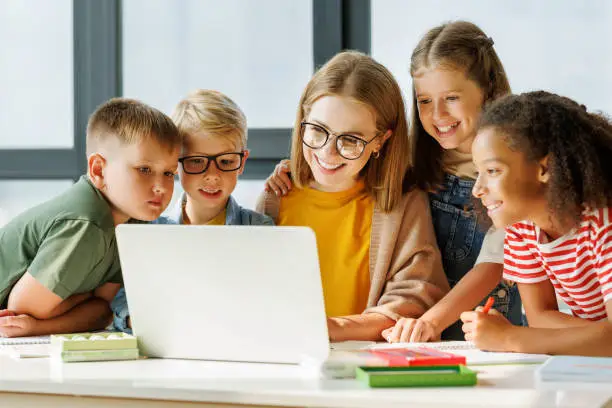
[122,0,313,128]
[372,0,612,114]
[0,0,73,149]
[0,0,75,225]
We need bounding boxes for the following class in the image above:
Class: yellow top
[206,209,226,225]
[277,181,373,316]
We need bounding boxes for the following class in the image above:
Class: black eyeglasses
[178,152,245,174]
[300,122,379,160]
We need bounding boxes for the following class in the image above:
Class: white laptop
[115,224,330,364]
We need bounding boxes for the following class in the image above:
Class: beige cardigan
[256,188,450,321]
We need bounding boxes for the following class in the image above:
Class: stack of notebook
[323,345,477,387]
[50,332,139,362]
[353,347,477,388]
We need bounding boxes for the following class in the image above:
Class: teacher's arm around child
[461,91,612,356]
[257,51,450,342]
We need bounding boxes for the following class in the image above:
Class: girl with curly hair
[462,91,612,356]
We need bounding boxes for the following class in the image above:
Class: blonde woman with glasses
[257,51,450,342]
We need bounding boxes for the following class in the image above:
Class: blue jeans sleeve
[110,287,132,334]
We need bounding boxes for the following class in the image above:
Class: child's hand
[0,313,37,338]
[460,307,513,351]
[382,318,437,343]
[327,316,342,341]
[0,309,16,318]
[264,159,292,196]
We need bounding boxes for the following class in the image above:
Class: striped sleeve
[594,208,612,303]
[503,223,547,283]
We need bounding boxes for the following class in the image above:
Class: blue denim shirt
[153,193,274,226]
[111,194,273,333]
[430,173,522,340]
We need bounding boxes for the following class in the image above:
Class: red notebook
[368,347,466,366]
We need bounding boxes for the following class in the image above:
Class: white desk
[1,354,611,408]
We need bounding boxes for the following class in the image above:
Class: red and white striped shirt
[503,207,612,321]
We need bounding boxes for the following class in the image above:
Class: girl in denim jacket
[384,21,523,342]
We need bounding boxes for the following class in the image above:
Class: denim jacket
[430,173,522,339]
[111,194,274,333]
[153,193,274,226]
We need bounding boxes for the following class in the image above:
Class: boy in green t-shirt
[0,98,182,337]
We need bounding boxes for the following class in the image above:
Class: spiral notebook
[0,336,51,359]
[370,341,549,366]
[0,335,50,345]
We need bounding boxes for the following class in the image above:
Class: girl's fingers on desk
[381,327,391,341]
[399,319,418,343]
[409,320,435,343]
[407,321,424,343]
[384,319,407,343]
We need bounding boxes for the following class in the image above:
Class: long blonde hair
[290,51,411,212]
[408,21,512,190]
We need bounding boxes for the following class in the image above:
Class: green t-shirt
[0,176,122,307]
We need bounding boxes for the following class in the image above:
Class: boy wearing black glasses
[111,89,272,333]
[159,89,273,227]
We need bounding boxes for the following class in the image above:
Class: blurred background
[1,0,611,226]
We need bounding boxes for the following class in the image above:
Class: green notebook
[356,365,477,388]
[51,332,137,351]
[50,332,139,362]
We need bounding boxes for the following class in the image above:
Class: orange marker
[482,296,495,314]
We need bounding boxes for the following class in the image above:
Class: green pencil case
[356,365,477,388]
[51,332,137,351]
[59,348,140,363]
[50,332,139,362]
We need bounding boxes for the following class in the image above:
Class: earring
[372,150,380,159]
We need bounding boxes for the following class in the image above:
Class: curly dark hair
[479,91,612,228]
